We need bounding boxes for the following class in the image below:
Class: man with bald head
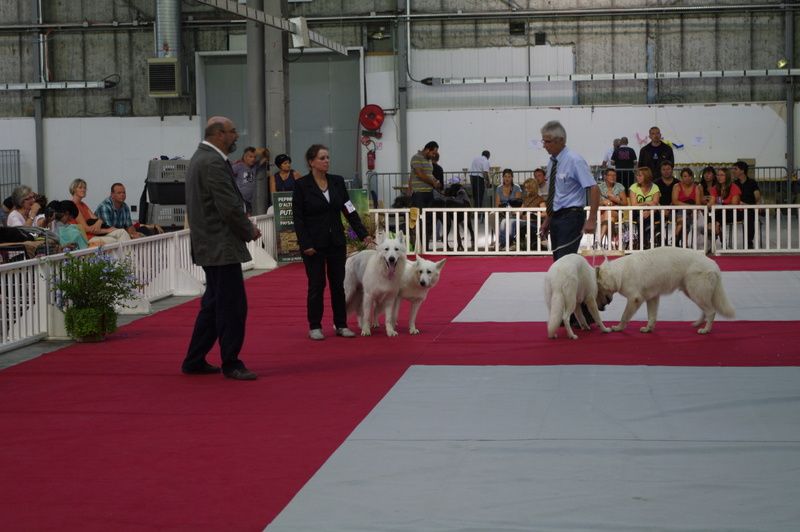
[182,116,262,381]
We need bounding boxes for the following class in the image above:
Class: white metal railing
[417,204,800,255]
[0,214,277,354]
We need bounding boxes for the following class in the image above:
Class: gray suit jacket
[185,143,254,266]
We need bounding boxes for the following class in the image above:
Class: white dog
[344,233,407,337]
[595,246,735,334]
[389,256,446,335]
[545,254,610,339]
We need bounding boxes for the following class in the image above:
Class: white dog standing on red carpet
[344,233,407,337]
[391,256,446,335]
[545,254,611,339]
[595,246,735,334]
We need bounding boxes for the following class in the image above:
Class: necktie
[225,159,234,176]
[546,156,558,216]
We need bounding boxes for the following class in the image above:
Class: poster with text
[273,192,301,263]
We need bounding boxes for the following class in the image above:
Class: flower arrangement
[345,214,376,254]
[51,252,142,341]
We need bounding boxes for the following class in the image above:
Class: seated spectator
[6,186,41,227]
[672,167,703,246]
[96,183,163,239]
[32,194,52,227]
[629,167,662,247]
[496,169,523,248]
[1,196,12,226]
[53,200,89,250]
[495,168,522,208]
[69,178,120,238]
[654,160,677,207]
[710,167,742,238]
[699,165,717,206]
[732,161,761,249]
[533,167,548,199]
[270,154,301,194]
[502,177,547,247]
[232,146,258,214]
[598,168,627,246]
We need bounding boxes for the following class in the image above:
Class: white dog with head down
[344,232,407,336]
[595,246,735,334]
[545,253,611,339]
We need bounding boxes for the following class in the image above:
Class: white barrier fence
[0,214,277,354]
[412,204,800,256]
[2,206,799,353]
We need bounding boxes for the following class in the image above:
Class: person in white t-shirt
[6,186,40,227]
[468,150,491,209]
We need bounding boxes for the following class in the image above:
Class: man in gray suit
[182,116,262,380]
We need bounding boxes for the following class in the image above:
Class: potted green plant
[51,252,142,342]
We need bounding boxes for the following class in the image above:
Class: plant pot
[64,306,117,341]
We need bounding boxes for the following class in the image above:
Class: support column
[785,9,795,203]
[247,0,267,214]
[396,0,409,174]
[264,0,288,162]
[33,0,45,194]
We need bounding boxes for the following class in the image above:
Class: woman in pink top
[672,167,703,246]
[710,168,741,238]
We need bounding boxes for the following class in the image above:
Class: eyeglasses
[222,128,237,134]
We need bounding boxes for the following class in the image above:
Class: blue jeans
[550,208,585,260]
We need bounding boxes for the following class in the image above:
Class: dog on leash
[389,256,447,335]
[344,232,407,337]
[545,254,611,339]
[595,246,735,334]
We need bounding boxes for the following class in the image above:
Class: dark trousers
[411,190,435,246]
[302,245,348,330]
[470,175,486,208]
[550,208,586,260]
[183,263,247,373]
[745,209,757,248]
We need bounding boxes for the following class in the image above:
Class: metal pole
[264,0,287,159]
[396,0,409,176]
[786,9,795,203]
[33,0,44,194]
[247,0,267,214]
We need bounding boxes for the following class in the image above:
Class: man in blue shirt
[538,120,600,260]
[96,183,163,238]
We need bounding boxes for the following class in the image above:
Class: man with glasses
[538,120,600,329]
[182,116,262,381]
[538,120,599,260]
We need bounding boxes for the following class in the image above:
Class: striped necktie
[545,156,557,216]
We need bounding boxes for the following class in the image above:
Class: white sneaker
[335,327,356,338]
[308,329,325,341]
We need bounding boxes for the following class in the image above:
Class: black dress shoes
[182,362,222,375]
[224,368,258,381]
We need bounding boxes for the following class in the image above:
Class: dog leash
[551,233,584,254]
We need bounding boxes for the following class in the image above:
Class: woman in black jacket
[293,144,374,340]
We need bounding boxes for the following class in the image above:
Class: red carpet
[1,255,799,530]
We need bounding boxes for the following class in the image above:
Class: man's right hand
[303,248,317,256]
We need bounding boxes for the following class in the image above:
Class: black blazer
[292,173,368,251]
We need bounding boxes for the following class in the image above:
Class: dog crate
[144,159,188,227]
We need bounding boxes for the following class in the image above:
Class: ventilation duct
[150,0,181,98]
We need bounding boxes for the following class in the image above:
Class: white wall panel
[42,116,199,218]
[406,103,789,174]
[408,46,575,109]
[0,118,37,189]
